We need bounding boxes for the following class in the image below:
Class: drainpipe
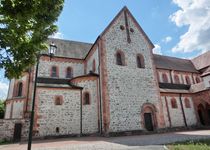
[179,94,187,127]
[97,38,103,134]
[80,89,83,136]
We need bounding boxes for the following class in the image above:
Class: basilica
[1,7,210,141]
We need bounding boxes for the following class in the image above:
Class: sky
[0,0,210,99]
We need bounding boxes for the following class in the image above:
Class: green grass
[167,139,210,150]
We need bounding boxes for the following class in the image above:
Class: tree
[0,0,64,79]
[0,100,5,119]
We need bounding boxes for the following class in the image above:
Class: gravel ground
[0,130,210,150]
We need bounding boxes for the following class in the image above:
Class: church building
[1,7,210,141]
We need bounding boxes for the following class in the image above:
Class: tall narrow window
[54,96,63,105]
[66,67,73,78]
[92,59,96,73]
[83,92,90,105]
[171,98,178,108]
[185,76,191,85]
[162,73,168,83]
[196,77,201,83]
[116,52,123,66]
[17,82,23,97]
[51,66,58,77]
[136,54,145,68]
[184,98,191,108]
[174,75,180,84]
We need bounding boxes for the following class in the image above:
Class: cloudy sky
[0,0,209,99]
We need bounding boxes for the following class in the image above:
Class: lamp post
[27,42,57,150]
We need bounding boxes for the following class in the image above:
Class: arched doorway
[141,103,157,131]
[197,104,205,125]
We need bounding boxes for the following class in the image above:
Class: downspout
[179,94,187,127]
[80,89,83,136]
[97,37,103,134]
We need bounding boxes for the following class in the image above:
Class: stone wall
[161,94,197,128]
[77,78,99,134]
[203,75,210,88]
[0,119,29,141]
[86,48,99,74]
[38,59,84,78]
[36,88,81,137]
[102,10,162,132]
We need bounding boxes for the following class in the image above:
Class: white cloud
[162,36,172,43]
[0,81,8,100]
[153,44,162,55]
[170,0,210,53]
[49,32,64,39]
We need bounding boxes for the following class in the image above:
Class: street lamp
[27,42,57,150]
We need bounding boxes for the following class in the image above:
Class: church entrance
[13,123,22,142]
[141,103,157,131]
[144,113,154,131]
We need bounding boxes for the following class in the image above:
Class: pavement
[0,130,210,150]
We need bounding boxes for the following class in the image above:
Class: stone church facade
[1,7,210,141]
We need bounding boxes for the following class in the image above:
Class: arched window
[184,98,191,108]
[54,96,63,105]
[136,54,145,68]
[17,82,23,97]
[66,67,73,78]
[92,59,96,72]
[196,77,201,83]
[162,73,168,83]
[185,76,191,85]
[116,51,125,66]
[83,92,90,105]
[51,66,58,77]
[174,75,180,84]
[171,98,178,108]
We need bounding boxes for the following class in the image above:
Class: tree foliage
[0,100,5,119]
[0,0,64,79]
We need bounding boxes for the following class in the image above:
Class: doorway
[13,123,22,142]
[144,113,154,131]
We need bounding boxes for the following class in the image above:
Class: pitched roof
[154,54,199,73]
[45,38,92,59]
[191,51,210,70]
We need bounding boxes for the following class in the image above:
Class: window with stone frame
[184,98,191,108]
[171,98,178,108]
[136,54,145,68]
[162,73,168,83]
[92,59,96,72]
[83,92,90,105]
[185,76,191,85]
[17,82,23,97]
[116,51,125,66]
[54,96,63,105]
[66,67,73,78]
[51,66,58,77]
[196,76,201,83]
[174,75,180,84]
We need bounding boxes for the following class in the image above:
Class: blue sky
[0,0,209,99]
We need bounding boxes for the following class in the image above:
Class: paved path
[1,130,210,150]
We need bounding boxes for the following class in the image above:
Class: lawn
[167,139,210,150]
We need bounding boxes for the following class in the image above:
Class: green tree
[0,100,5,119]
[0,0,64,79]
